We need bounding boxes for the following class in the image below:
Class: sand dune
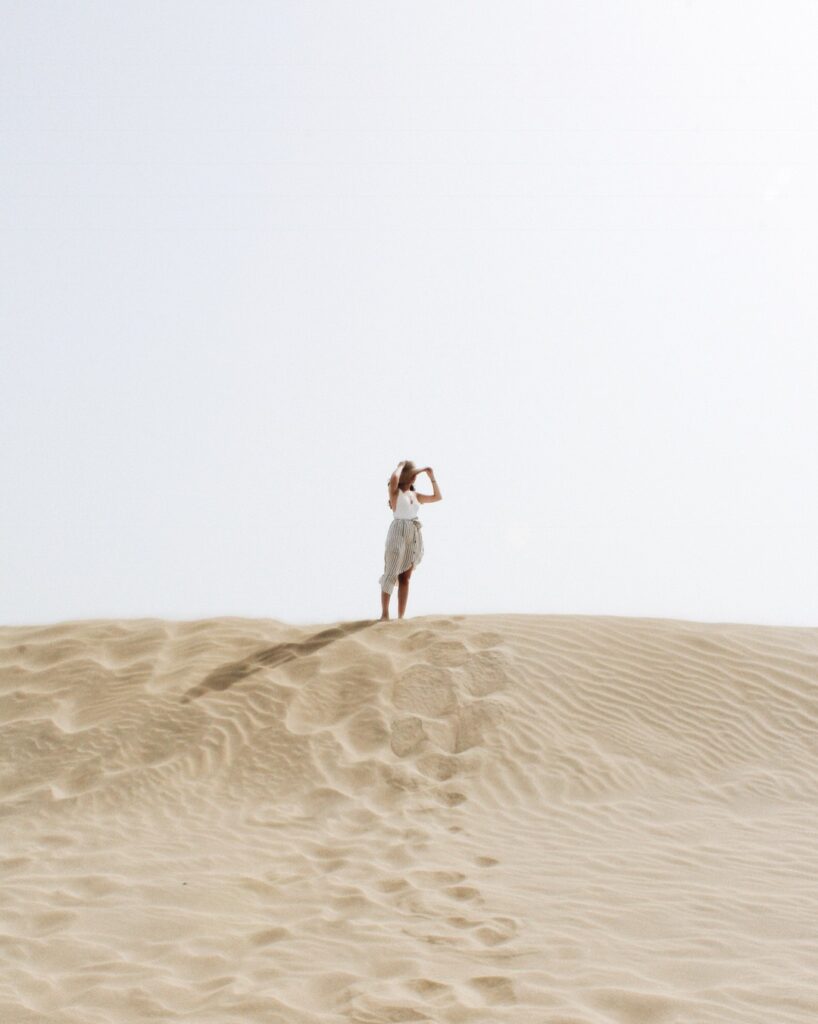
[1,612,817,1023]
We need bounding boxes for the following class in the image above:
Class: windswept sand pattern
[1,613,818,1022]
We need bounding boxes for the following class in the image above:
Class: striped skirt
[379,518,424,595]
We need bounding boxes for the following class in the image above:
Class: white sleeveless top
[393,487,420,520]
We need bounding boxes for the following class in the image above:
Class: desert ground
[1,612,817,1023]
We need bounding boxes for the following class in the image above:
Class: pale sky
[2,2,817,628]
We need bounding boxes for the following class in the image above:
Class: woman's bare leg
[397,566,414,619]
[380,588,391,620]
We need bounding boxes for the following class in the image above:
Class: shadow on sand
[180,619,380,703]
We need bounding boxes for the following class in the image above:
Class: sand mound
[1,612,817,1022]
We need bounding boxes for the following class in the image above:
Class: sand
[1,612,817,1023]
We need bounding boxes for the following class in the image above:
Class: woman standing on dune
[379,460,442,621]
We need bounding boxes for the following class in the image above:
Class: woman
[379,460,442,620]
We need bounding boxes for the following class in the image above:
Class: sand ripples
[1,612,817,1022]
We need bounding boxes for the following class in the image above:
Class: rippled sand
[1,613,817,1023]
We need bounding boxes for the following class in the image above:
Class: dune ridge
[1,612,817,1023]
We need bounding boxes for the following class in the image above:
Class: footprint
[417,932,459,947]
[474,856,499,867]
[345,707,389,754]
[390,716,427,757]
[588,988,679,1022]
[446,915,477,929]
[459,650,512,697]
[468,975,516,1005]
[249,927,289,946]
[474,916,518,946]
[434,790,465,807]
[377,877,409,894]
[393,666,457,717]
[404,978,450,997]
[452,701,505,753]
[415,753,460,781]
[423,639,472,666]
[401,629,438,650]
[444,885,482,902]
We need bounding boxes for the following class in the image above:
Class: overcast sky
[2,2,817,629]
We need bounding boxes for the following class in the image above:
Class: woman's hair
[398,460,417,491]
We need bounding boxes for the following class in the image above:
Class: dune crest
[1,612,817,1022]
